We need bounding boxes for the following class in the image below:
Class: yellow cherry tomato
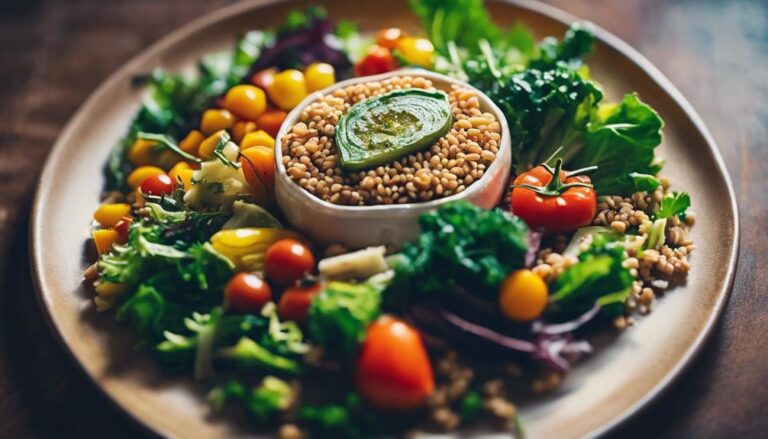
[223,85,267,121]
[127,139,157,166]
[498,269,548,322]
[231,121,258,143]
[93,203,131,228]
[304,63,335,93]
[200,109,235,135]
[198,130,228,159]
[396,37,435,68]
[267,69,307,111]
[240,130,275,149]
[127,166,164,189]
[179,130,205,155]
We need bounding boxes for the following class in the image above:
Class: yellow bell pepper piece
[93,203,131,227]
[93,229,120,256]
[127,166,165,189]
[198,130,228,159]
[128,139,158,166]
[210,228,301,272]
[179,130,205,155]
[95,281,128,296]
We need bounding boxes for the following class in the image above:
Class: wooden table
[0,0,764,437]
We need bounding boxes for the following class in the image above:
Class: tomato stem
[511,158,594,197]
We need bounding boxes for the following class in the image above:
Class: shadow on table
[0,209,152,439]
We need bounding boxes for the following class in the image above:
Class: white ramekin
[274,69,512,248]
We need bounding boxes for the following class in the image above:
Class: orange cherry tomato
[239,146,275,205]
[256,109,288,138]
[354,45,398,77]
[225,272,272,314]
[278,281,323,324]
[356,316,435,410]
[140,173,174,196]
[375,28,407,49]
[510,159,597,233]
[264,239,315,287]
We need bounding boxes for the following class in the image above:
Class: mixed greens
[84,1,696,437]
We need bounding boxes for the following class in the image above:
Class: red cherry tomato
[354,45,398,77]
[225,273,272,314]
[264,239,315,287]
[113,216,133,243]
[140,173,174,196]
[510,159,597,233]
[278,281,323,324]
[356,316,435,410]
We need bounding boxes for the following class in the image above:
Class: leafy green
[529,22,596,70]
[656,192,691,220]
[308,282,382,358]
[209,376,294,422]
[216,337,301,375]
[459,389,483,420]
[299,393,375,439]
[389,202,528,302]
[549,235,633,319]
[570,93,665,195]
[116,284,167,337]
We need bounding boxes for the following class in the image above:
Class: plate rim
[28,0,740,438]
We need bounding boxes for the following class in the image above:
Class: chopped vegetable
[389,202,529,303]
[278,281,323,324]
[267,69,308,111]
[656,191,691,220]
[318,246,388,280]
[93,203,132,228]
[209,228,303,272]
[222,84,267,121]
[299,393,375,439]
[222,200,282,230]
[354,45,398,76]
[308,281,382,358]
[209,376,294,422]
[548,235,634,319]
[304,62,336,92]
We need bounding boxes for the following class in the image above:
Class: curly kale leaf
[390,202,529,302]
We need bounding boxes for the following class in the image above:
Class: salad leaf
[209,376,294,422]
[389,202,529,301]
[308,282,382,358]
[548,235,633,319]
[570,93,665,195]
[299,393,375,439]
[656,191,691,220]
[216,337,302,375]
[529,22,596,70]
[116,284,166,337]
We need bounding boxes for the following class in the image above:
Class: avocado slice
[335,88,452,171]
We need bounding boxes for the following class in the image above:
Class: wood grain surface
[0,0,765,437]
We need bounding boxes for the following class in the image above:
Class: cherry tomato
[375,28,407,49]
[304,63,336,93]
[239,146,275,205]
[510,158,597,233]
[267,69,307,111]
[354,45,398,77]
[356,316,434,410]
[264,239,315,287]
[223,84,267,121]
[498,269,548,322]
[395,37,435,68]
[225,272,272,314]
[256,109,288,138]
[250,67,277,91]
[278,281,323,324]
[140,173,174,196]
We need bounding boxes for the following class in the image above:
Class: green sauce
[335,89,452,171]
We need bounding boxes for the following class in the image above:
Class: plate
[29,0,739,437]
